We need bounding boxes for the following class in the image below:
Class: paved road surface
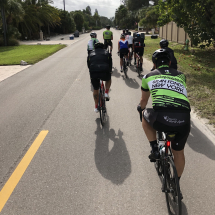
[0,29,214,215]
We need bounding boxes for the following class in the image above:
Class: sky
[52,0,121,18]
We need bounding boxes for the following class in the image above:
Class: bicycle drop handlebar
[137,105,143,122]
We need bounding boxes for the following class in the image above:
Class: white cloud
[52,0,121,18]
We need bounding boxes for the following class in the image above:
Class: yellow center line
[0,130,49,212]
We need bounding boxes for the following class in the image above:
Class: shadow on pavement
[94,118,131,185]
[187,121,215,160]
[111,67,121,78]
[123,76,140,89]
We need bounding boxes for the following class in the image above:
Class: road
[0,29,215,215]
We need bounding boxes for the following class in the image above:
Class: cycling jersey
[141,66,191,111]
[103,30,113,40]
[87,38,99,51]
[119,39,128,49]
[127,35,133,44]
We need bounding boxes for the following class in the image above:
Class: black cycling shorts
[128,44,133,49]
[104,40,112,49]
[120,48,129,59]
[134,47,144,56]
[91,73,111,90]
[143,108,190,151]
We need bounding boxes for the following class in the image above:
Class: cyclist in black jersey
[137,49,191,182]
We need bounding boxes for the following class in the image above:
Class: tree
[93,10,100,27]
[139,6,159,33]
[157,0,215,47]
[127,0,149,11]
[73,11,84,31]
[85,6,91,16]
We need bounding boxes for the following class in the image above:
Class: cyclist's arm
[140,90,150,110]
[140,76,150,109]
[118,41,120,52]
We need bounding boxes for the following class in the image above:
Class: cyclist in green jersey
[103,25,113,53]
[137,49,191,183]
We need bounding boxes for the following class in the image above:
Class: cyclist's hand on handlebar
[137,104,145,122]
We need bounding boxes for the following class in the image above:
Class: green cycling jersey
[103,30,113,40]
[141,66,190,111]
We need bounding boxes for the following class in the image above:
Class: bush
[0,37,19,46]
[135,28,138,31]
[92,26,102,30]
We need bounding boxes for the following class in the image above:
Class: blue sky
[52,0,121,18]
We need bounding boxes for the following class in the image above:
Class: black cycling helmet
[123,29,125,33]
[94,42,104,49]
[160,39,169,48]
[126,29,129,32]
[106,25,110,29]
[152,49,171,65]
[90,32,96,37]
[120,34,125,39]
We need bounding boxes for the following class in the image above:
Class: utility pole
[63,0,65,11]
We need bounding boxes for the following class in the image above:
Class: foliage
[139,6,159,31]
[73,11,84,31]
[127,0,149,11]
[157,0,215,47]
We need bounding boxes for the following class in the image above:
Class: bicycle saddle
[165,132,177,141]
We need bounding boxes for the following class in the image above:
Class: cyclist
[133,33,145,71]
[151,39,178,71]
[127,32,133,62]
[87,32,99,55]
[103,25,113,53]
[122,29,126,35]
[137,49,191,183]
[87,42,112,113]
[118,34,129,72]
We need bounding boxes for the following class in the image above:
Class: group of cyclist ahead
[87,27,190,204]
[118,29,145,73]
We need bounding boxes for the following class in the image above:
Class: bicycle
[117,52,128,79]
[98,80,107,126]
[135,52,141,77]
[138,109,182,215]
[128,45,133,66]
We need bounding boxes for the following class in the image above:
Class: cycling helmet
[136,33,140,37]
[120,34,125,39]
[126,29,129,32]
[160,39,169,48]
[106,25,110,29]
[90,32,96,38]
[94,42,104,49]
[152,49,171,65]
[123,29,125,33]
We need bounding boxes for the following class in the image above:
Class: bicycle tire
[123,58,128,78]
[164,157,182,215]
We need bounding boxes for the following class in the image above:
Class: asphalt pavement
[0,29,215,215]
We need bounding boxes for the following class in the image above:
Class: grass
[144,37,215,126]
[0,45,66,65]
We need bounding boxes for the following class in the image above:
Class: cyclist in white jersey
[87,32,99,54]
[127,32,133,62]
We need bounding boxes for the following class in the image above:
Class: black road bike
[138,110,182,215]
[118,52,128,78]
[98,80,107,126]
[135,52,141,77]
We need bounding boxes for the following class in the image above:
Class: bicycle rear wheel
[123,58,128,78]
[98,87,106,126]
[165,157,182,215]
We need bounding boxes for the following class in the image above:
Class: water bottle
[158,140,165,155]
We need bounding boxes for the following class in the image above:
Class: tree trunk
[1,6,7,46]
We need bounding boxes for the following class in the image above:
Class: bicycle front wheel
[165,157,182,215]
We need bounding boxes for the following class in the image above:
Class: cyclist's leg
[171,122,190,177]
[91,78,100,111]
[119,50,124,71]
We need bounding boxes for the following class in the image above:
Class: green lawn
[144,37,215,126]
[0,45,66,65]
